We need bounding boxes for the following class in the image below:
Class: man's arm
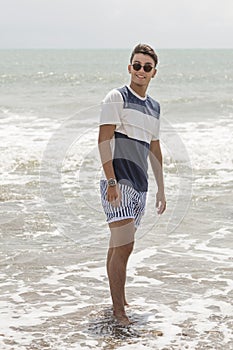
[149,140,166,214]
[98,124,120,204]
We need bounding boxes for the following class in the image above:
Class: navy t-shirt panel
[113,131,149,192]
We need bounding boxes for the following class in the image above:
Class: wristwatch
[107,178,117,187]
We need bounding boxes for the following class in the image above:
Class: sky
[0,0,232,49]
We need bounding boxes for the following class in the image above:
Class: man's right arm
[98,124,120,203]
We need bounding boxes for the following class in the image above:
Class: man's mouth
[136,74,145,79]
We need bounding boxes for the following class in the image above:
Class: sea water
[0,49,233,349]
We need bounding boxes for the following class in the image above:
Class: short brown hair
[130,43,158,67]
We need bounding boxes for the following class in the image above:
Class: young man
[98,43,166,326]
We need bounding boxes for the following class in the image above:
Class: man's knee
[113,242,134,261]
[109,218,135,248]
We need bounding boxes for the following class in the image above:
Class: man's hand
[156,191,166,215]
[107,184,121,207]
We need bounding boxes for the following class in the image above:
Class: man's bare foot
[113,311,131,326]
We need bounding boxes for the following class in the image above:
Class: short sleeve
[151,103,161,141]
[99,89,123,126]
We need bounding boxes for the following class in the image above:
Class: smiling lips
[136,73,145,79]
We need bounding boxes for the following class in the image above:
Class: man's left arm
[149,140,166,215]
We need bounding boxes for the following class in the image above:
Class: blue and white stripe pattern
[100,180,147,228]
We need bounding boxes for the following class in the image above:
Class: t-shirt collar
[127,85,147,101]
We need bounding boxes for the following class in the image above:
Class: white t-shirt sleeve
[151,120,160,141]
[99,89,123,126]
[151,103,161,141]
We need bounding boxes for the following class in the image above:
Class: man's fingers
[106,185,121,206]
[107,193,121,207]
[156,197,166,214]
[110,197,120,207]
[157,201,166,215]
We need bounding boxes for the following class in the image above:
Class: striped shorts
[100,180,147,228]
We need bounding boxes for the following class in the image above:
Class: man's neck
[129,82,147,98]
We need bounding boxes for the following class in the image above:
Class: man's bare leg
[107,247,130,307]
[107,218,135,326]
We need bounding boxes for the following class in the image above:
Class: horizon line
[0,47,232,50]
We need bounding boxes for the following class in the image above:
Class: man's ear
[128,64,132,74]
[152,69,157,78]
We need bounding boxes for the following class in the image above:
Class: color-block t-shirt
[99,85,160,192]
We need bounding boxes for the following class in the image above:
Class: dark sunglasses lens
[143,64,153,72]
[132,63,142,71]
[132,63,153,72]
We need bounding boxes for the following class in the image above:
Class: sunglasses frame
[131,62,155,73]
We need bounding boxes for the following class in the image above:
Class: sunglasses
[131,62,155,73]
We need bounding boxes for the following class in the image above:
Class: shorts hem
[107,216,135,225]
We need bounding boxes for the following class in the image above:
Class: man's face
[128,53,157,88]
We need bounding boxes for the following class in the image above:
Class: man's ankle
[113,307,125,315]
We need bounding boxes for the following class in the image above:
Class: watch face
[108,178,116,186]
